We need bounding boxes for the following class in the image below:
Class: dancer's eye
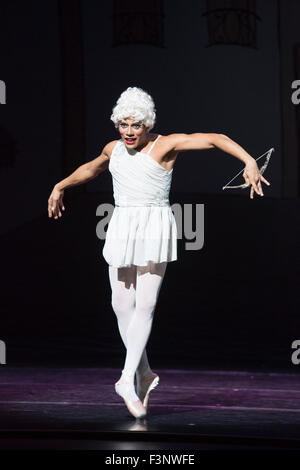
[120,123,141,129]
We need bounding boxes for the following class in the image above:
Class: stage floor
[0,367,300,450]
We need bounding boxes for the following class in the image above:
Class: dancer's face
[118,116,150,150]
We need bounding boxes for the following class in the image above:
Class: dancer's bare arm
[48,140,118,219]
[163,133,270,198]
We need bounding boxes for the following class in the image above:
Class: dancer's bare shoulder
[150,133,181,173]
[88,139,119,176]
[103,139,120,158]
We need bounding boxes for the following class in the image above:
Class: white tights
[108,261,168,401]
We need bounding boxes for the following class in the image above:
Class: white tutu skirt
[102,205,178,268]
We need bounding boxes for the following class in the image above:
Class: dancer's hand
[243,160,270,199]
[48,185,65,219]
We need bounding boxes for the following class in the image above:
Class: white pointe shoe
[115,381,147,419]
[137,373,160,411]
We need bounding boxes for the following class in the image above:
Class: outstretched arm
[166,133,270,198]
[48,141,115,219]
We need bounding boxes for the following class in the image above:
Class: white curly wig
[110,86,156,131]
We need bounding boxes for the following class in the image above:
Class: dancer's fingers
[260,175,270,186]
[257,180,264,196]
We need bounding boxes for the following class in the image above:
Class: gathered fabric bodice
[109,136,173,207]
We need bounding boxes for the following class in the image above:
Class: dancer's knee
[136,297,158,318]
[111,292,135,317]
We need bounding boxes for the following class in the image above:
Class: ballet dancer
[48,87,270,419]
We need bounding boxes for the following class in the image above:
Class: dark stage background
[0,0,299,374]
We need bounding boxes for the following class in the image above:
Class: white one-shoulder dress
[102,134,178,268]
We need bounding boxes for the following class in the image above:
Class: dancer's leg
[108,263,136,348]
[123,261,168,375]
[108,264,152,378]
[108,261,167,402]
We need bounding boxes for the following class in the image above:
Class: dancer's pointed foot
[115,380,147,419]
[136,373,160,410]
